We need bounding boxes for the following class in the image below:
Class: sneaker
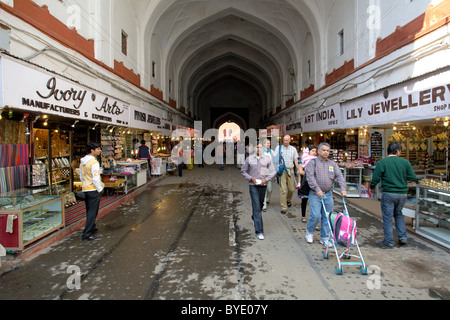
[287,202,292,207]
[280,210,287,214]
[257,233,264,240]
[399,238,408,245]
[262,206,267,212]
[295,183,301,189]
[376,240,393,249]
[305,232,313,243]
[320,238,333,248]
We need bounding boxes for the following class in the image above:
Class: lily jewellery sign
[1,54,129,126]
[342,69,450,128]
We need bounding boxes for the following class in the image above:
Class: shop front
[0,53,166,251]
[341,68,450,248]
[129,104,172,176]
[299,68,450,248]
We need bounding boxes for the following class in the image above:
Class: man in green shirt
[370,142,416,249]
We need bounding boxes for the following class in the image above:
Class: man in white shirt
[274,135,299,214]
[79,142,104,241]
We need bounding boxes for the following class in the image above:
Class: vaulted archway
[141,0,324,130]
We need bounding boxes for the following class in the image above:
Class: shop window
[307,60,311,79]
[338,29,344,56]
[121,30,128,56]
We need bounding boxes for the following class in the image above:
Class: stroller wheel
[335,266,343,275]
[360,266,368,275]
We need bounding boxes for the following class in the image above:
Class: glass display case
[415,183,450,249]
[333,167,363,197]
[101,160,149,194]
[0,188,64,251]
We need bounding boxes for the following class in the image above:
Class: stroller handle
[321,196,349,216]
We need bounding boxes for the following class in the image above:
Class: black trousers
[82,191,101,239]
[249,185,267,234]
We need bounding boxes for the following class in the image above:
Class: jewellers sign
[129,104,163,131]
[1,55,129,125]
[343,69,450,127]
[302,104,341,133]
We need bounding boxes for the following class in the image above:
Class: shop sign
[159,120,172,136]
[343,70,450,127]
[128,104,162,131]
[302,104,341,133]
[285,120,302,134]
[1,55,129,125]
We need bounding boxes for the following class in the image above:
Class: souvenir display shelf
[415,182,450,249]
[0,188,64,251]
[151,156,168,176]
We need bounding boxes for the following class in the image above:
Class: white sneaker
[320,238,333,248]
[305,232,313,243]
[257,233,264,240]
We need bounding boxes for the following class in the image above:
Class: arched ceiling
[138,0,322,129]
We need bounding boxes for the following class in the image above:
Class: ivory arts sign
[343,70,450,127]
[1,55,129,125]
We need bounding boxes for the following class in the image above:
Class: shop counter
[116,160,148,188]
[101,160,149,194]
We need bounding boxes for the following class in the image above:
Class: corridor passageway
[0,165,448,300]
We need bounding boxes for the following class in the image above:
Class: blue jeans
[306,190,333,240]
[249,185,267,234]
[380,192,408,246]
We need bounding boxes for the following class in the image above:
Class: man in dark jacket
[137,140,152,178]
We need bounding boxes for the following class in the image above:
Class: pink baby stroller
[321,197,367,275]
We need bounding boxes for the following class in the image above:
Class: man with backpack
[369,142,416,249]
[273,135,300,214]
[305,142,347,247]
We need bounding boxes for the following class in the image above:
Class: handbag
[76,191,86,200]
[298,174,310,196]
[298,159,316,196]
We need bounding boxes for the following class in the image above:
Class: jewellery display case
[0,188,65,251]
[415,183,450,249]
